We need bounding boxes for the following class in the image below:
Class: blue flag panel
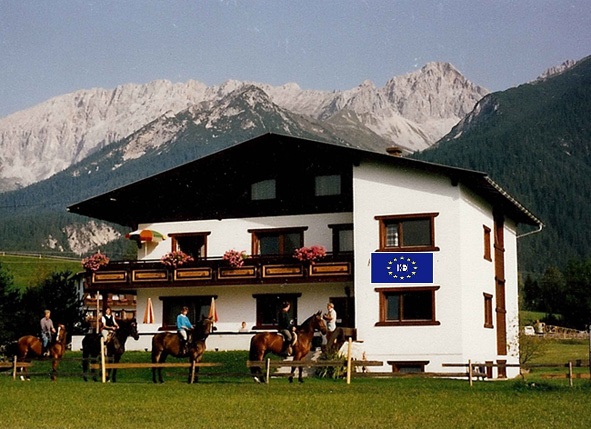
[371,252,433,284]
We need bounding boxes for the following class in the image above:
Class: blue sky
[1,0,589,118]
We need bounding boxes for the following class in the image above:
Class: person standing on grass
[323,302,337,350]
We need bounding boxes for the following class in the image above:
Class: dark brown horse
[249,311,327,383]
[16,324,67,381]
[151,316,214,383]
[81,318,139,382]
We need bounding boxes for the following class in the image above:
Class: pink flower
[160,250,194,268]
[82,252,110,271]
[223,250,249,268]
[293,245,326,264]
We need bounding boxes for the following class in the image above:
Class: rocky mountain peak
[0,63,489,192]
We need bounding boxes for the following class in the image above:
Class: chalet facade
[69,133,542,378]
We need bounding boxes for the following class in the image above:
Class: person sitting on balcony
[176,306,193,355]
[278,301,296,357]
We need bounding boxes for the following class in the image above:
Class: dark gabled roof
[67,133,542,228]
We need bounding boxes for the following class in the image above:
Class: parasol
[208,297,218,323]
[143,297,155,324]
[126,229,166,245]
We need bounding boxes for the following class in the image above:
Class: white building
[69,133,542,378]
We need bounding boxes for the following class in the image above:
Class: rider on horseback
[40,309,56,357]
[100,307,119,348]
[177,306,193,355]
[278,302,296,357]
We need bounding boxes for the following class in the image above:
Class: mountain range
[0,56,588,276]
[0,62,487,192]
[413,55,591,273]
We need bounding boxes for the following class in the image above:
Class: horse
[15,324,67,381]
[151,316,214,384]
[249,311,327,383]
[81,318,139,382]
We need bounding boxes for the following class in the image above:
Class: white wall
[135,212,352,261]
[351,159,521,375]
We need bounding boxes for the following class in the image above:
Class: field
[2,342,591,429]
[0,253,81,289]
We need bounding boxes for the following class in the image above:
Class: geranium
[223,249,249,268]
[160,250,194,268]
[293,245,327,264]
[82,251,110,271]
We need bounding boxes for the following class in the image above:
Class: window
[169,232,209,259]
[375,286,440,326]
[484,293,493,328]
[329,223,353,253]
[251,179,276,201]
[253,294,300,329]
[315,174,341,196]
[249,227,306,256]
[161,296,215,329]
[375,213,438,251]
[483,225,492,261]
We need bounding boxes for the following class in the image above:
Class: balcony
[84,253,354,291]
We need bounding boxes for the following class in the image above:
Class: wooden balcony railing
[85,253,354,290]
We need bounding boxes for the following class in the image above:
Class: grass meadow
[0,253,81,289]
[2,346,591,429]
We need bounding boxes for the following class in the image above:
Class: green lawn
[2,349,591,429]
[0,254,81,289]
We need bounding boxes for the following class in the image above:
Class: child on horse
[101,306,119,347]
[177,306,193,355]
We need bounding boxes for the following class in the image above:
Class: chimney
[386,146,403,157]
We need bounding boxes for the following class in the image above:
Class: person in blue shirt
[176,306,193,354]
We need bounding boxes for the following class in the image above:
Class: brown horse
[249,311,327,383]
[16,324,67,381]
[82,318,139,382]
[151,316,214,384]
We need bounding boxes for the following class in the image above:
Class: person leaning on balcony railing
[278,302,296,357]
[176,306,193,355]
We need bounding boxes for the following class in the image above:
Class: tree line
[522,258,591,330]
[0,264,87,351]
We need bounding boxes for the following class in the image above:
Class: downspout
[516,223,543,239]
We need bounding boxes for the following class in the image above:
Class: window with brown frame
[484,293,494,328]
[252,293,301,329]
[375,286,440,326]
[483,225,492,261]
[249,227,307,256]
[169,232,210,259]
[329,223,353,254]
[375,213,439,252]
[160,295,216,330]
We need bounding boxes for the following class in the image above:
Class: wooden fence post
[12,355,17,380]
[346,337,352,385]
[100,336,106,383]
[265,358,270,385]
[568,361,573,387]
[468,360,473,387]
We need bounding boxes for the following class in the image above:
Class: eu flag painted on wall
[371,253,433,284]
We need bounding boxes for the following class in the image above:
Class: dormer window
[251,179,276,201]
[315,174,341,196]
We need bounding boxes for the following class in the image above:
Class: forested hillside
[413,56,591,274]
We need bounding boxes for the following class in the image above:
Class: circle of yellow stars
[386,256,418,281]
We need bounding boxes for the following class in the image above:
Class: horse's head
[194,316,215,341]
[313,311,328,335]
[55,324,67,344]
[126,318,140,341]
